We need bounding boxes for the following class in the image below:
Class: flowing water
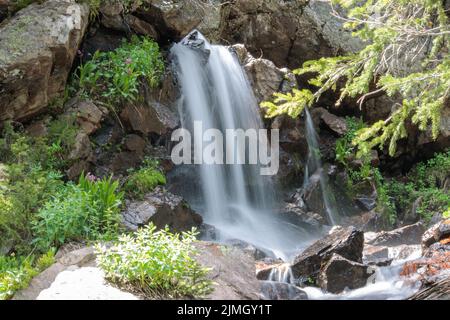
[169,30,421,299]
[302,108,339,225]
[170,30,311,260]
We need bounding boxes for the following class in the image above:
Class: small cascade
[268,263,294,284]
[302,108,339,225]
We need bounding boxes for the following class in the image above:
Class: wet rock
[355,195,377,212]
[281,203,325,230]
[390,244,421,261]
[291,226,364,280]
[122,187,203,232]
[367,222,425,247]
[409,277,450,300]
[0,0,89,122]
[401,245,450,285]
[318,253,370,294]
[260,281,308,300]
[363,245,389,264]
[194,241,261,300]
[422,222,442,249]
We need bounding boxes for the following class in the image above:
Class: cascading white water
[303,108,339,225]
[170,30,308,260]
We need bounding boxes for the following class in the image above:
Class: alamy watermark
[171,121,279,176]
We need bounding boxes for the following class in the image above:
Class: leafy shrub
[95,224,212,299]
[0,249,55,300]
[32,174,123,250]
[383,150,450,223]
[335,117,366,167]
[124,159,166,199]
[74,36,164,106]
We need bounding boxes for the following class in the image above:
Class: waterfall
[170,30,307,260]
[303,108,339,225]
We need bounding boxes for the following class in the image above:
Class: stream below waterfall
[168,30,423,299]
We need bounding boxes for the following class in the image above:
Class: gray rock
[318,253,370,294]
[194,241,262,300]
[122,187,203,232]
[0,0,89,122]
[291,226,364,280]
[367,222,425,246]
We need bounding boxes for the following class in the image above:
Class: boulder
[194,241,262,300]
[68,132,92,161]
[260,281,308,300]
[291,226,364,280]
[0,0,89,122]
[318,253,370,294]
[231,44,297,104]
[422,219,450,249]
[366,222,425,247]
[72,100,104,135]
[122,187,203,232]
[119,72,179,136]
[363,245,390,264]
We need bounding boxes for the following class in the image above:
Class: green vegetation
[334,117,449,225]
[384,150,450,223]
[95,224,212,299]
[32,174,123,250]
[124,158,166,199]
[335,117,366,167]
[0,249,55,300]
[262,0,449,158]
[72,36,164,107]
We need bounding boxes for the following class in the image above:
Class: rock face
[194,241,262,300]
[220,0,361,68]
[318,253,370,293]
[0,0,89,122]
[122,187,203,232]
[99,0,221,41]
[291,227,364,280]
[366,222,425,246]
